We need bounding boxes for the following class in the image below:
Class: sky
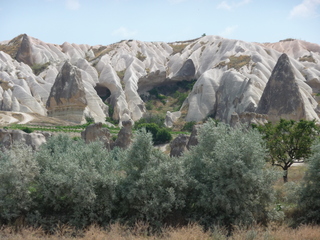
[0,0,320,46]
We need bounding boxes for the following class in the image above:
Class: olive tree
[298,139,320,224]
[118,129,188,228]
[0,142,38,223]
[33,134,120,228]
[184,120,278,229]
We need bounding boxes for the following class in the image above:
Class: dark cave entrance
[94,84,111,103]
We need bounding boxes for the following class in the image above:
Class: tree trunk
[283,169,288,183]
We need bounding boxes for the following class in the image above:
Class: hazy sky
[1,0,320,46]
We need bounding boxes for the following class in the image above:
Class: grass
[0,34,24,58]
[2,223,320,240]
[216,55,251,70]
[168,43,189,55]
[299,55,316,63]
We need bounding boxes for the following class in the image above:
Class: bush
[134,113,165,129]
[135,123,172,144]
[298,139,320,224]
[0,142,38,223]
[20,126,34,133]
[31,134,120,229]
[182,121,196,132]
[118,129,188,228]
[183,120,278,229]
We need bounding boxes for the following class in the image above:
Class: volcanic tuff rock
[256,53,318,122]
[46,61,88,123]
[170,134,189,157]
[0,128,47,150]
[0,34,319,125]
[81,122,112,149]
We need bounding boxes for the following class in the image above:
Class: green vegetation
[216,55,251,70]
[254,119,319,182]
[169,43,189,55]
[0,34,24,58]
[31,62,50,75]
[136,51,146,61]
[2,119,320,236]
[181,121,196,132]
[299,55,316,63]
[298,139,320,224]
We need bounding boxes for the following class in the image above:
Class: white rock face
[0,34,319,125]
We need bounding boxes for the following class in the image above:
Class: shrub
[31,134,120,229]
[0,142,38,223]
[118,129,188,228]
[20,126,34,133]
[182,121,196,132]
[135,123,172,144]
[298,139,320,224]
[183,120,278,229]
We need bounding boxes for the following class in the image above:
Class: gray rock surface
[256,53,310,122]
[114,114,133,149]
[0,34,319,125]
[46,61,87,123]
[0,128,47,150]
[81,122,112,150]
[170,134,189,157]
[187,124,201,150]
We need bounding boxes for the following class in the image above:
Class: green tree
[254,119,319,182]
[33,134,120,228]
[184,120,277,229]
[118,129,188,228]
[298,139,320,224]
[0,142,38,223]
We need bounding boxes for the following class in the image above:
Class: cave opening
[94,84,111,103]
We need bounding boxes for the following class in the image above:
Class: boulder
[46,61,87,123]
[230,112,268,128]
[165,111,181,128]
[187,124,201,150]
[114,114,133,149]
[0,128,47,150]
[170,134,189,157]
[81,122,112,150]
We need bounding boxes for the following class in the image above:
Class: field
[2,222,320,240]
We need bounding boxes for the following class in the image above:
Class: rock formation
[113,113,133,149]
[81,122,112,150]
[256,53,312,122]
[46,61,87,123]
[0,34,319,125]
[187,124,201,150]
[170,134,189,157]
[15,34,34,66]
[0,128,47,150]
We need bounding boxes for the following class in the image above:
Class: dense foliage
[298,139,320,224]
[254,119,319,182]
[3,120,315,232]
[184,120,278,229]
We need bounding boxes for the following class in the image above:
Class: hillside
[0,34,319,126]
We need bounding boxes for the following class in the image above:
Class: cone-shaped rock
[46,61,87,123]
[256,53,306,122]
[15,34,34,66]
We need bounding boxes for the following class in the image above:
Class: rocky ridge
[0,34,319,125]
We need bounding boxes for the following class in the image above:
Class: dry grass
[0,34,23,58]
[168,43,189,55]
[1,223,320,240]
[299,55,316,63]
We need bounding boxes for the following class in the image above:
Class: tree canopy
[254,119,319,182]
